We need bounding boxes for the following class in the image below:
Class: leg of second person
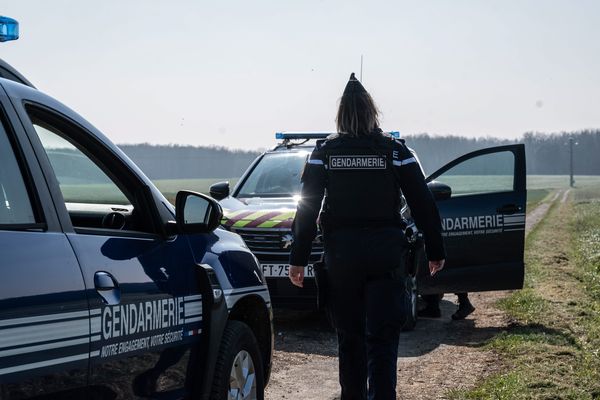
[327,257,368,399]
[452,292,475,320]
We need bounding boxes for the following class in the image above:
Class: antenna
[360,55,364,81]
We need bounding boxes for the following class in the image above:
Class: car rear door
[0,85,89,398]
[418,144,526,294]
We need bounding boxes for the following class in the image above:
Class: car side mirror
[209,181,230,201]
[175,190,223,234]
[427,181,452,201]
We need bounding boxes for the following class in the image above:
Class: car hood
[219,196,298,229]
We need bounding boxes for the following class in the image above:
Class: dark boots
[452,294,475,320]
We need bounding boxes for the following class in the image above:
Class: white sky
[1,1,599,150]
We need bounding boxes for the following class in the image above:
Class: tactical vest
[321,134,400,228]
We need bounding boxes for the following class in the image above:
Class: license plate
[260,264,315,278]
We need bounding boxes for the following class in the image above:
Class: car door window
[33,124,130,206]
[435,151,514,197]
[0,121,36,226]
[28,113,155,234]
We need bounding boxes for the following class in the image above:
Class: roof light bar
[276,131,400,140]
[0,16,19,42]
[276,132,332,140]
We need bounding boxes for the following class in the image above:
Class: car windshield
[237,151,309,198]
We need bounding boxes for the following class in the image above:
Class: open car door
[418,144,526,294]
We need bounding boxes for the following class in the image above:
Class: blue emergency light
[0,16,19,42]
[276,131,400,140]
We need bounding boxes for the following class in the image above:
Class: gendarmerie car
[0,19,272,400]
[211,132,526,330]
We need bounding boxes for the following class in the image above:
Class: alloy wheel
[228,350,257,400]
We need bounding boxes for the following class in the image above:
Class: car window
[237,152,309,198]
[28,111,155,234]
[33,124,130,205]
[0,121,36,226]
[435,151,514,197]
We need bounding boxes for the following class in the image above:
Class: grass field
[526,175,600,189]
[150,175,600,204]
[55,175,600,206]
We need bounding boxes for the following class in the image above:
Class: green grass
[149,175,600,203]
[60,184,129,204]
[573,184,600,203]
[448,185,600,399]
[527,188,551,210]
[496,289,548,325]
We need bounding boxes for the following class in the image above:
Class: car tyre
[402,274,418,331]
[211,320,265,400]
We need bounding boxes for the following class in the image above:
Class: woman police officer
[289,73,445,400]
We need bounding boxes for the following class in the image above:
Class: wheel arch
[228,294,274,385]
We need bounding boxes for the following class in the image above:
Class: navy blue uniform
[290,131,445,400]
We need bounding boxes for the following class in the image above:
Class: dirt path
[265,190,564,399]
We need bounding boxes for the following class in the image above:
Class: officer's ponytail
[335,80,380,137]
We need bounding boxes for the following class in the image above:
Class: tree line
[119,130,600,179]
[119,144,260,179]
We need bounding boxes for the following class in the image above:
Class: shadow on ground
[272,296,570,359]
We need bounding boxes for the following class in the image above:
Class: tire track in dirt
[561,189,571,203]
[265,190,563,400]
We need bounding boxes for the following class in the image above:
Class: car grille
[230,227,324,258]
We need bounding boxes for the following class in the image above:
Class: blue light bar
[276,132,332,140]
[0,16,19,42]
[276,131,400,140]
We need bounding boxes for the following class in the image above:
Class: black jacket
[289,132,445,266]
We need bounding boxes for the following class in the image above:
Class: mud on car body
[211,132,527,330]
[0,56,272,399]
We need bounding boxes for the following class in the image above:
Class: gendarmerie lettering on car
[329,155,387,170]
[95,295,202,359]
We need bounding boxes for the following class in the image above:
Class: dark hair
[335,90,380,136]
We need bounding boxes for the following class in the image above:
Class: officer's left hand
[429,259,445,276]
[289,265,305,288]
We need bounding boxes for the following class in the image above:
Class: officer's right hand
[289,265,305,288]
[429,259,445,276]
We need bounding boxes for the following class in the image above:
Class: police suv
[210,132,526,328]
[0,18,272,400]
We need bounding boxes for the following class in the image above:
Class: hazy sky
[2,1,599,150]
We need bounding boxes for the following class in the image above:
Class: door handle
[94,271,120,305]
[497,204,522,214]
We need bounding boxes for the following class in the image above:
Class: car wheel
[211,320,265,400]
[402,274,418,331]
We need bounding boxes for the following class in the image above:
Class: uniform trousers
[324,227,408,400]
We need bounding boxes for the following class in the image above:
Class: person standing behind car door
[288,73,446,400]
